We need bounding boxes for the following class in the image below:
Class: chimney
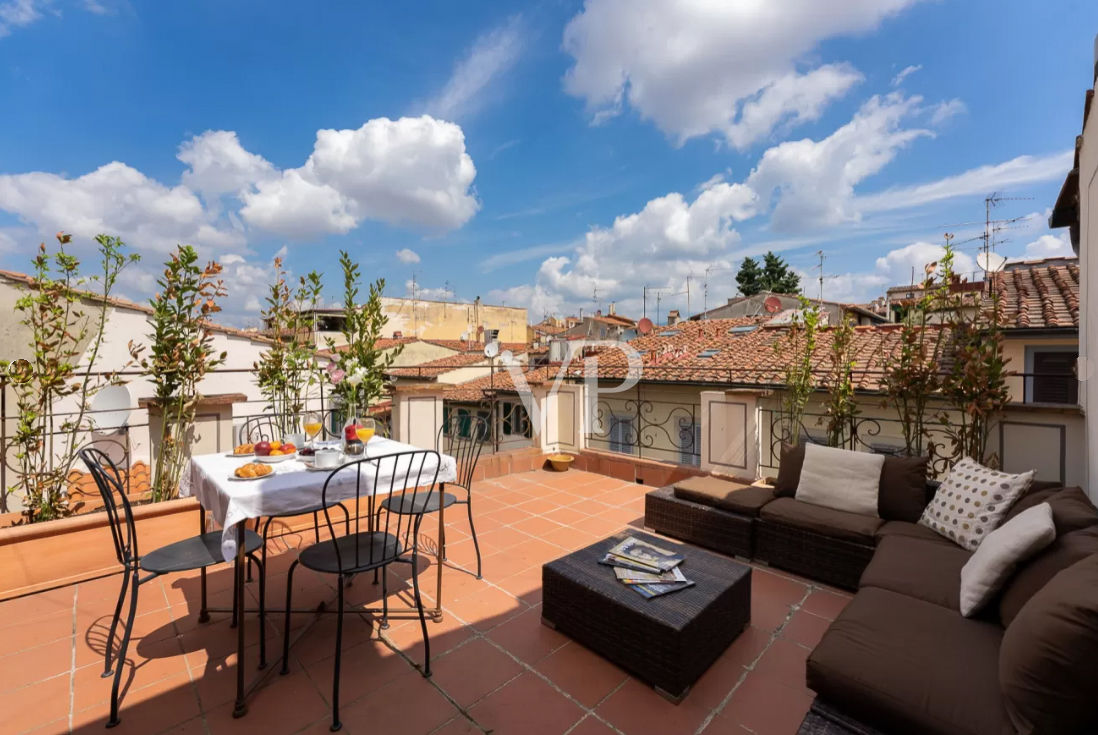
[667,309,680,325]
[596,309,602,317]
[608,302,616,316]
[393,330,403,339]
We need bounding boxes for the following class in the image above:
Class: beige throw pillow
[795,444,885,517]
[960,503,1055,617]
[919,457,1034,551]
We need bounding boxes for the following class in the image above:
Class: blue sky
[0,0,1095,326]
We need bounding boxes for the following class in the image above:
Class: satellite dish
[637,318,654,335]
[763,295,783,314]
[977,252,1007,273]
[90,385,131,431]
[484,340,500,359]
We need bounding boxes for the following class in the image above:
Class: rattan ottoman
[542,531,751,703]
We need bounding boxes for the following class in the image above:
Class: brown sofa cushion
[759,497,882,543]
[775,443,929,522]
[877,454,930,522]
[672,476,774,516]
[859,535,971,611]
[999,555,1098,735]
[875,520,959,546]
[807,587,1008,735]
[773,441,804,497]
[997,526,1098,627]
[1005,485,1097,532]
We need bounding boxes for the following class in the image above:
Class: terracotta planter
[0,497,201,601]
[548,454,575,472]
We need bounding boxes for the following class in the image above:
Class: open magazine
[599,536,693,598]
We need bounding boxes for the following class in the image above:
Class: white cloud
[243,116,479,236]
[0,117,480,254]
[858,150,1073,214]
[0,161,244,252]
[1023,233,1074,259]
[890,64,921,87]
[424,15,523,120]
[562,0,919,147]
[746,93,931,231]
[406,280,454,301]
[0,0,42,37]
[395,248,421,264]
[179,130,275,203]
[818,241,979,304]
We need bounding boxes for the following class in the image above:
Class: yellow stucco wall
[380,297,527,343]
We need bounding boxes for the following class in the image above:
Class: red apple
[254,441,271,456]
[344,424,359,441]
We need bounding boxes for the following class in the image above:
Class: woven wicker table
[542,531,751,703]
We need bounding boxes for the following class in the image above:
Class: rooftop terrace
[1,468,850,735]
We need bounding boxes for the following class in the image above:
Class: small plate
[228,473,269,481]
[227,452,254,458]
[305,465,337,472]
[256,453,296,463]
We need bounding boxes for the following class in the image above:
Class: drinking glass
[304,412,323,446]
[355,418,376,444]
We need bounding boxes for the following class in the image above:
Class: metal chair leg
[330,582,345,732]
[312,511,321,544]
[248,553,267,669]
[465,500,482,580]
[379,569,389,629]
[107,570,140,728]
[280,561,299,676]
[410,553,431,677]
[102,566,130,677]
[198,566,210,624]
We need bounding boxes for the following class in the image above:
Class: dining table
[179,436,458,718]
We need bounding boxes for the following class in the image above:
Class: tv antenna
[702,264,733,319]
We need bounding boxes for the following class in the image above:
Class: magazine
[606,536,684,572]
[614,565,688,586]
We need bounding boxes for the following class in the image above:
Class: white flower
[346,371,364,387]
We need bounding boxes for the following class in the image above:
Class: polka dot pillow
[918,457,1034,551]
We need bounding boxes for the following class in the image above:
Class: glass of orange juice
[304,412,323,446]
[355,417,376,444]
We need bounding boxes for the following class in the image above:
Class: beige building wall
[1079,51,1098,499]
[380,297,527,343]
[1002,335,1078,402]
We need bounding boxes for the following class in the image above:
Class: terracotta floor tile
[534,641,628,708]
[430,716,483,734]
[72,671,200,735]
[780,610,832,650]
[714,671,814,735]
[204,670,329,735]
[0,585,74,620]
[0,636,73,693]
[382,608,477,663]
[467,672,585,735]
[486,605,569,666]
[566,714,620,735]
[430,638,523,707]
[596,676,714,735]
[443,586,526,632]
[751,638,811,695]
[338,669,459,735]
[0,672,71,734]
[495,565,545,605]
[801,590,852,621]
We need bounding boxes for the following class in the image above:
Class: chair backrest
[238,414,290,445]
[319,449,441,574]
[438,413,488,489]
[79,448,138,566]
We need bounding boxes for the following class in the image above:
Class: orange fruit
[269,441,282,450]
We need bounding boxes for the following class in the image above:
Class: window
[698,348,720,359]
[1027,348,1078,404]
[500,401,532,438]
[658,329,682,337]
[728,325,757,336]
[608,415,635,455]
[679,419,701,467]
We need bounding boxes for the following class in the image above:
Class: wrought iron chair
[280,450,440,732]
[238,411,352,579]
[79,448,267,728]
[377,414,488,578]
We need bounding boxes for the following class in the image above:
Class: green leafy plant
[138,246,227,501]
[775,297,820,445]
[880,259,947,457]
[823,314,860,448]
[931,242,1011,465]
[324,251,401,415]
[736,251,801,296]
[8,233,138,522]
[255,258,323,435]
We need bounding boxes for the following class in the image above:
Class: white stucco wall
[1079,70,1098,500]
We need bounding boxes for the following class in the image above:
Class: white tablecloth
[179,437,458,561]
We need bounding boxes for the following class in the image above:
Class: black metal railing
[442,398,534,456]
[585,388,701,467]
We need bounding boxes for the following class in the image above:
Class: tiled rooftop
[0,469,850,735]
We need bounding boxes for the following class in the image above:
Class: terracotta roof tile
[444,367,554,402]
[388,352,488,378]
[990,258,1080,330]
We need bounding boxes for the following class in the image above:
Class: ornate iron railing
[586,389,701,467]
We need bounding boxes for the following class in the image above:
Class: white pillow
[959,502,1056,617]
[918,457,1035,551]
[795,444,885,517]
